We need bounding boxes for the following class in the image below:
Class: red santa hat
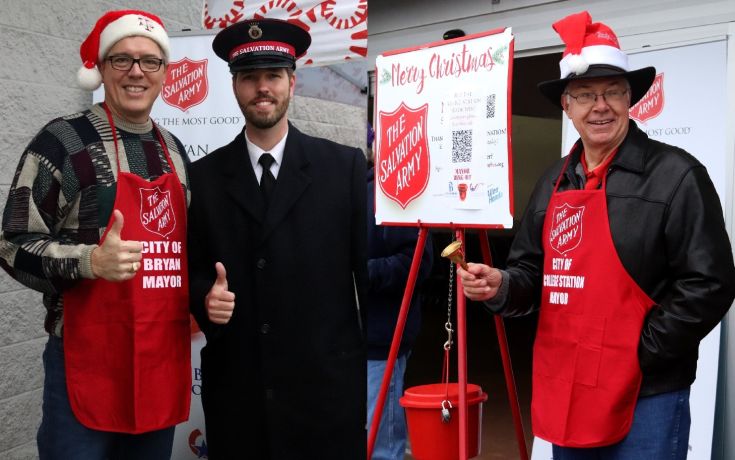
[77,10,170,91]
[538,11,655,108]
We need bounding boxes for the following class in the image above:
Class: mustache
[250,93,277,105]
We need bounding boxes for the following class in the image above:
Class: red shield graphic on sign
[162,58,209,111]
[549,203,584,256]
[629,73,664,123]
[377,103,430,209]
[140,187,176,238]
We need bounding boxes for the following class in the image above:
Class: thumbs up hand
[205,262,236,324]
[91,210,144,281]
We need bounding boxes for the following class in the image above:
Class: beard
[239,93,290,130]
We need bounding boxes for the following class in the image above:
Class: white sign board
[374,28,514,228]
[532,38,728,460]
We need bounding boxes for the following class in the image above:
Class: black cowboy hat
[538,11,655,109]
[538,64,656,109]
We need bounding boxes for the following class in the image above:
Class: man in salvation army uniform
[458,11,735,460]
[187,18,368,459]
[0,9,191,460]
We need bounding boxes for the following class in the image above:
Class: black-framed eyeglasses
[565,89,629,106]
[107,55,164,73]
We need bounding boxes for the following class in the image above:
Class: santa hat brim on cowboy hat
[77,10,170,91]
[537,11,656,109]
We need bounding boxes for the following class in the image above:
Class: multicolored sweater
[0,104,190,337]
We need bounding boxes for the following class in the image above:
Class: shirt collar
[244,126,289,179]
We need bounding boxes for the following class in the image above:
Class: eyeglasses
[107,55,164,73]
[565,89,629,106]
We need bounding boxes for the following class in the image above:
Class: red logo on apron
[140,186,176,237]
[629,73,664,123]
[377,102,431,209]
[162,58,209,112]
[549,203,584,255]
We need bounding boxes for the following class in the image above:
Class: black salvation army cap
[212,18,311,72]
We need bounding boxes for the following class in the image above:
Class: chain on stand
[441,256,455,423]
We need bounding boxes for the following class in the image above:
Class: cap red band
[229,41,296,61]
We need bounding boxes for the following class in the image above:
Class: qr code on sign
[452,130,472,163]
[486,94,496,118]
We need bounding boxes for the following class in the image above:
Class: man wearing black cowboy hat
[458,11,734,460]
[187,18,367,459]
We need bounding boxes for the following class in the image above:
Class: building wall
[368,0,735,60]
[0,1,365,458]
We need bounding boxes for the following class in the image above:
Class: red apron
[63,104,190,433]
[531,155,654,447]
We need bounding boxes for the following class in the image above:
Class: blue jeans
[552,388,691,460]
[37,335,175,460]
[367,355,408,460]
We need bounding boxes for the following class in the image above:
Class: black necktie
[259,153,276,205]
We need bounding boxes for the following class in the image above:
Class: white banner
[172,332,207,459]
[151,34,243,162]
[202,0,367,67]
[154,35,239,459]
[532,38,728,460]
[374,28,514,228]
[94,33,248,459]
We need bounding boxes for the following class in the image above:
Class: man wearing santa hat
[0,10,190,459]
[458,11,735,459]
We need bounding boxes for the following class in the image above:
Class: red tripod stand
[368,228,529,460]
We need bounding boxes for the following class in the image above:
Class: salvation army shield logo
[162,58,209,112]
[630,73,664,123]
[377,103,430,209]
[549,203,584,255]
[140,187,176,238]
[188,428,208,458]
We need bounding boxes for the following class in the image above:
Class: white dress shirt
[244,128,288,182]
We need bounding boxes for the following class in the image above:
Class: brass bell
[441,240,468,269]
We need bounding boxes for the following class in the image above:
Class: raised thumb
[214,262,228,289]
[108,209,124,238]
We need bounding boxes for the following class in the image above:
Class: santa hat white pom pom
[76,10,169,91]
[77,64,102,91]
[567,54,589,76]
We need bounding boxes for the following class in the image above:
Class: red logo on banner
[188,428,208,457]
[549,203,584,256]
[377,103,430,209]
[162,58,208,112]
[630,73,664,123]
[140,187,176,238]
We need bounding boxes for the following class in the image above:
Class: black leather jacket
[500,120,735,397]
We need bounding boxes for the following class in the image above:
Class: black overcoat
[187,123,367,459]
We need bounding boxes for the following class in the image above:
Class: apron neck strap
[553,151,575,194]
[102,102,176,174]
[553,148,613,194]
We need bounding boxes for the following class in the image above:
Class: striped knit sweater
[0,104,190,337]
